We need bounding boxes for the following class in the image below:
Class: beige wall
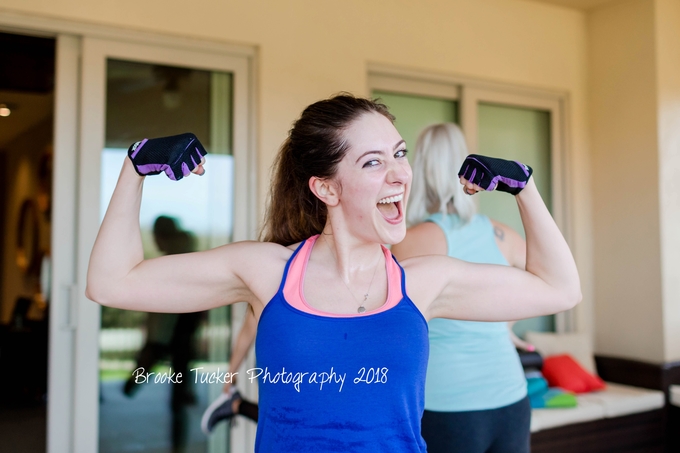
[0,0,593,333]
[589,0,663,362]
[590,0,680,363]
[655,0,680,361]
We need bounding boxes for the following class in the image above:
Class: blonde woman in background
[392,123,533,453]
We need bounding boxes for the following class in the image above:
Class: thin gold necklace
[322,234,382,313]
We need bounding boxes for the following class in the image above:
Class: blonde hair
[407,123,476,226]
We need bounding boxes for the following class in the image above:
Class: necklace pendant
[357,306,366,314]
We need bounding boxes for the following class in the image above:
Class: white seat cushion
[578,382,664,418]
[530,397,605,432]
[530,382,665,432]
[670,385,680,407]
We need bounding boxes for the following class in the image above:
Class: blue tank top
[254,237,429,452]
[425,213,527,412]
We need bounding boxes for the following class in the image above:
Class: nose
[386,159,411,185]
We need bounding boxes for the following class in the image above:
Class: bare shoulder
[215,239,294,257]
[210,240,295,309]
[218,240,293,275]
[397,254,465,312]
[391,221,446,260]
[489,219,526,269]
[490,219,517,238]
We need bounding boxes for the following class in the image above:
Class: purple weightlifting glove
[458,154,533,195]
[127,132,207,181]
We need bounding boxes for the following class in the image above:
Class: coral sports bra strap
[282,235,403,317]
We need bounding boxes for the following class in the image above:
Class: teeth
[377,194,404,204]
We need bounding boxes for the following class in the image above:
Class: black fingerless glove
[458,154,533,195]
[127,132,207,181]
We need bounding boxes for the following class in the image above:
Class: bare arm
[86,159,282,313]
[394,214,540,342]
[491,221,536,348]
[223,307,257,392]
[507,321,535,351]
[407,178,581,322]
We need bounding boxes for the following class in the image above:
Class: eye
[362,159,381,168]
[395,149,408,159]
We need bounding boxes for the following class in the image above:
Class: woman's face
[331,111,412,245]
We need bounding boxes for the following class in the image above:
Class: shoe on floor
[201,389,241,435]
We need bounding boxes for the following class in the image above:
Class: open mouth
[377,193,404,224]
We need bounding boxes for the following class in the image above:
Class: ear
[309,176,340,207]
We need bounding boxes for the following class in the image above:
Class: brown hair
[261,93,394,246]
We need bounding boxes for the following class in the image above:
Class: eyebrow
[354,140,406,164]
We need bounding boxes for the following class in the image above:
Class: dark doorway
[0,31,55,453]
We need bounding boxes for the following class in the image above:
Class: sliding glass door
[74,36,254,453]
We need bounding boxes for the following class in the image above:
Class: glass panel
[372,90,458,161]
[477,102,554,336]
[99,59,234,453]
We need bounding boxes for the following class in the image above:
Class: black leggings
[421,396,531,453]
[239,399,259,422]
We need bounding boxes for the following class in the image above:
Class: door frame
[0,10,258,452]
[368,63,576,333]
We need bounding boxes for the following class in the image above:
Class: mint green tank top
[425,213,527,411]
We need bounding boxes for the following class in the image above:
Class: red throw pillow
[542,354,606,394]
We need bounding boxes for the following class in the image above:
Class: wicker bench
[530,382,665,453]
[523,332,671,452]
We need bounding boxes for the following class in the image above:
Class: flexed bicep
[423,257,573,322]
[435,154,581,322]
[88,240,262,313]
[87,133,285,314]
